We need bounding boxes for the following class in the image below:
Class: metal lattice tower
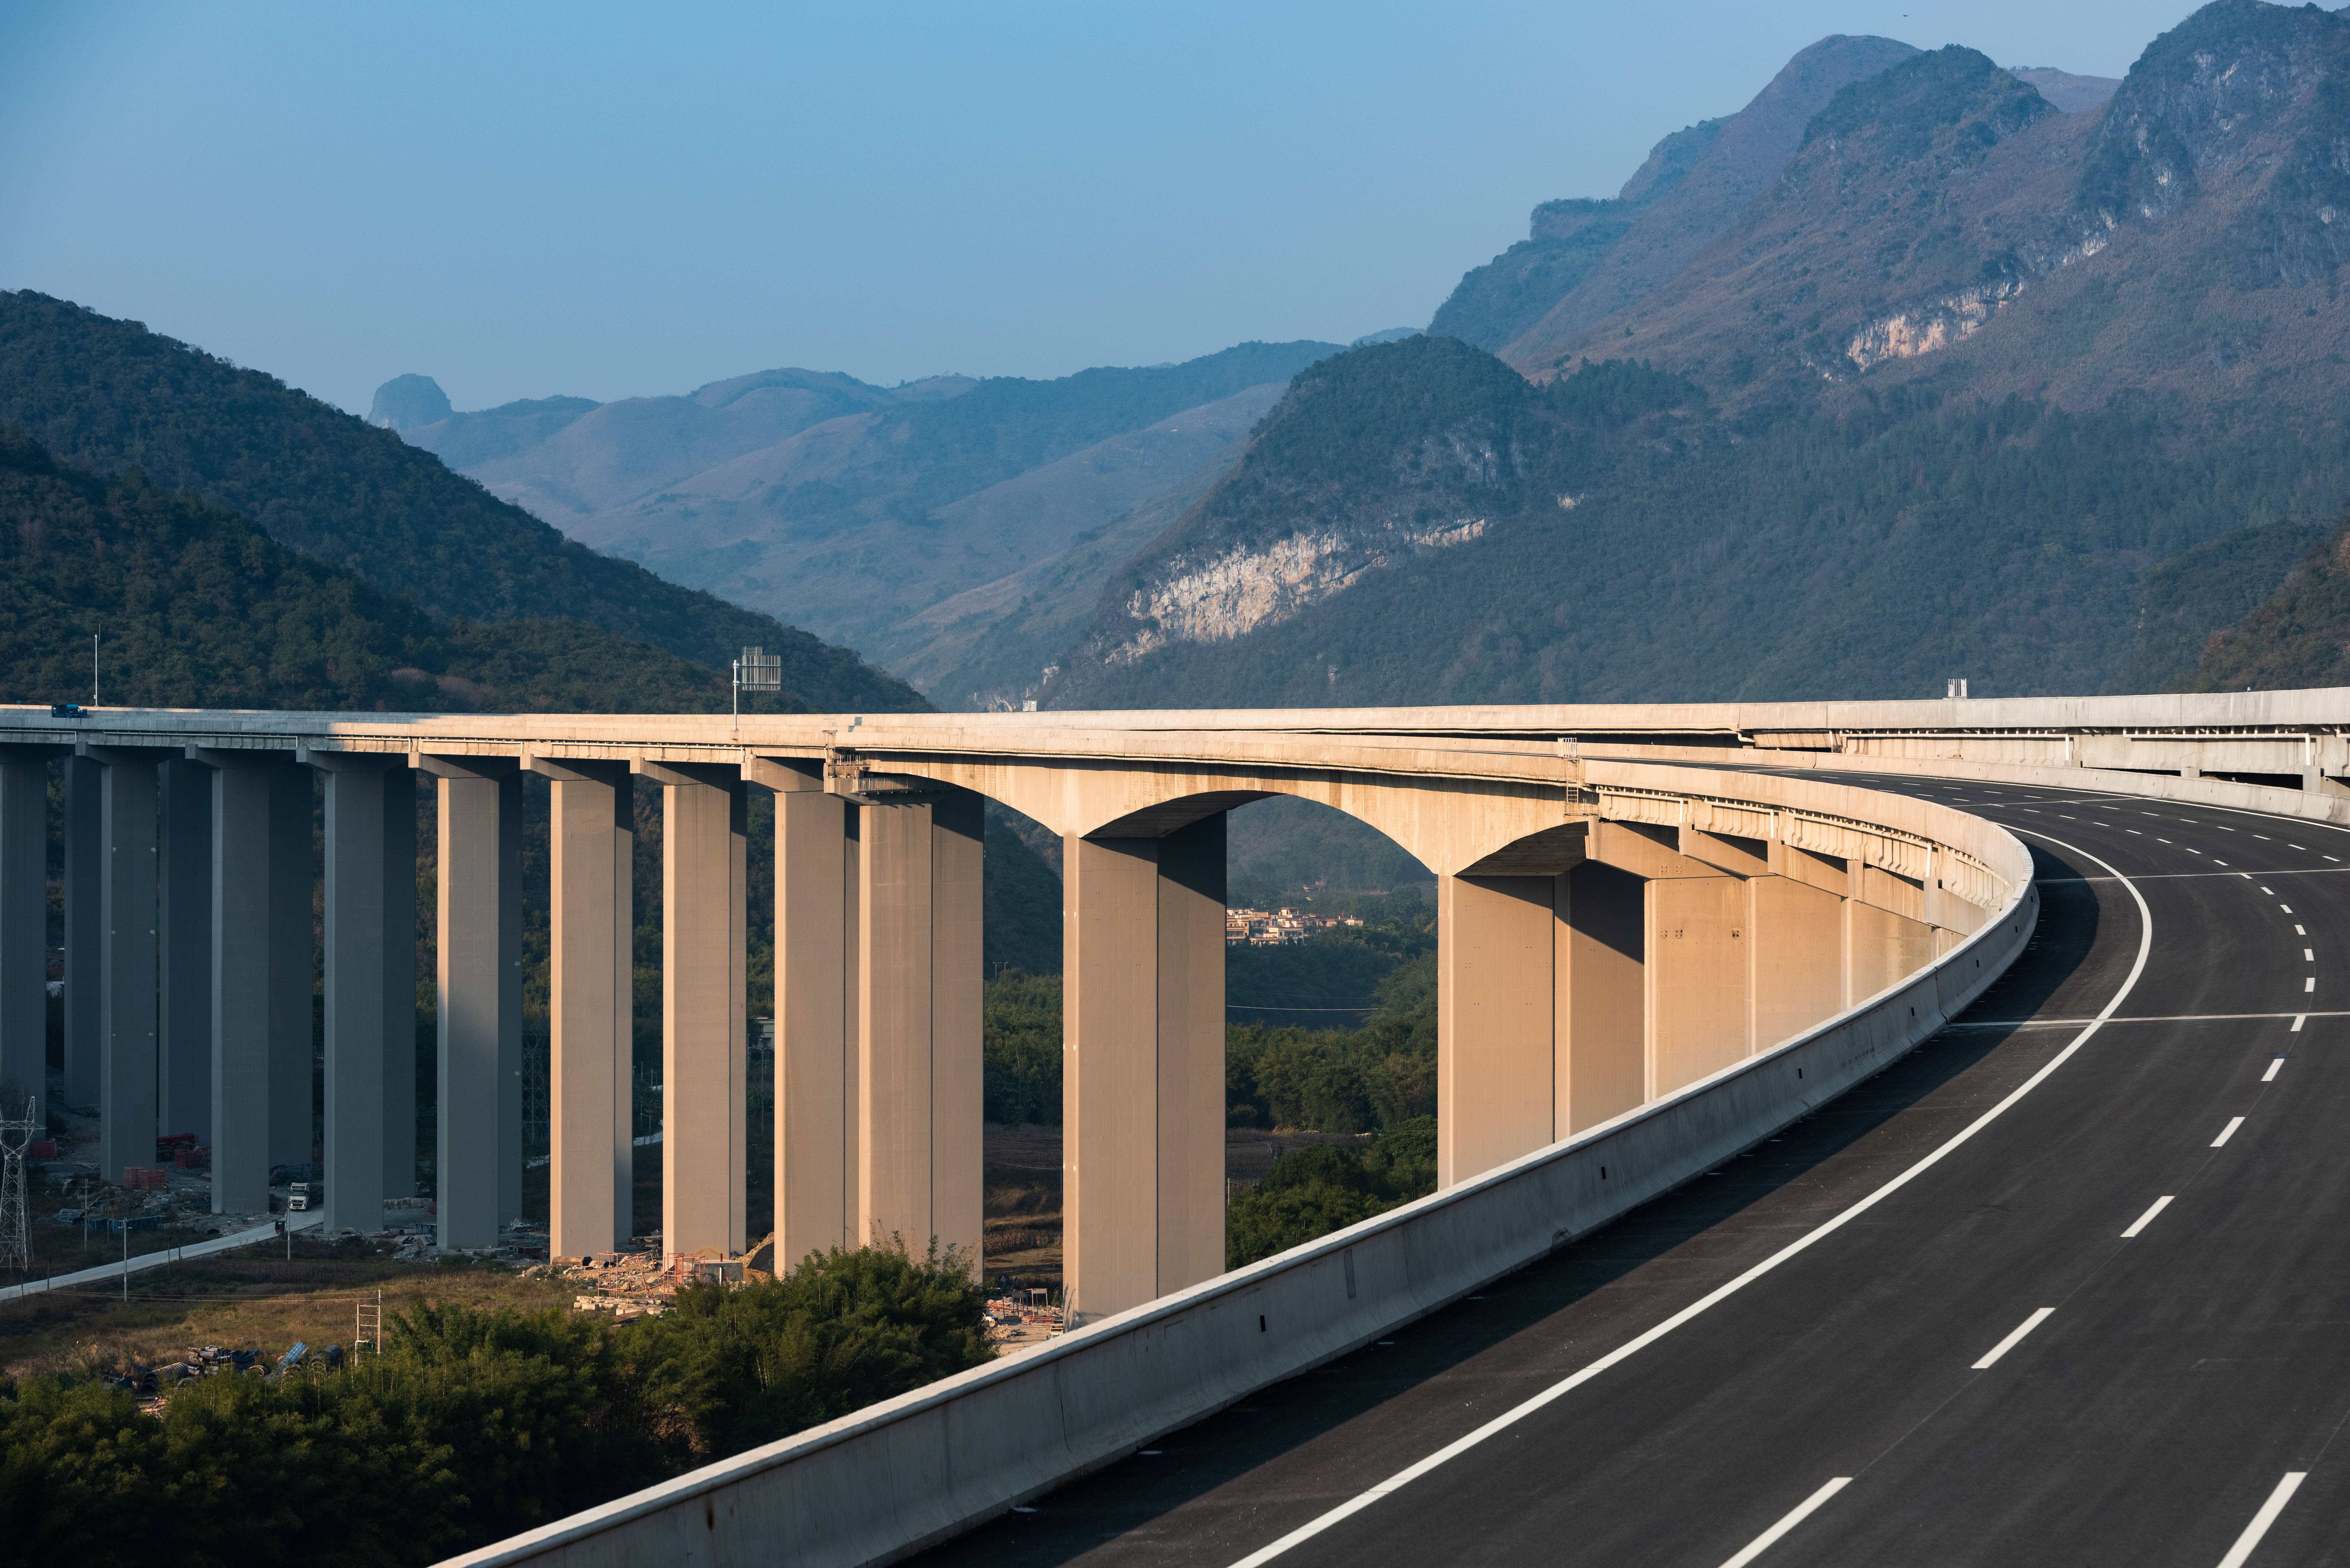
[0,1096,35,1271]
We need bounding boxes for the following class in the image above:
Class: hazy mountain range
[378,345,1344,707]
[349,0,2350,714]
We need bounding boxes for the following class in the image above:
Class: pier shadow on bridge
[917,842,2111,1566]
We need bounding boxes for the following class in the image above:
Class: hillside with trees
[0,291,921,713]
[2176,516,2350,692]
[0,429,736,714]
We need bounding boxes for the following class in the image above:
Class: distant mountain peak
[368,373,452,431]
[1479,32,1920,370]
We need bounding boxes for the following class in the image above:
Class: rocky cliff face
[1105,517,1490,666]
[1046,342,1698,706]
[1498,34,1922,370]
[1570,4,2350,413]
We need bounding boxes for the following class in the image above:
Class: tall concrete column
[205,758,267,1212]
[1848,898,1936,1004]
[659,764,745,1257]
[1064,815,1224,1327]
[266,759,314,1168]
[774,788,850,1267]
[1646,875,1747,1097]
[853,791,984,1266]
[425,756,519,1250]
[381,772,417,1199]
[1748,875,1845,1051]
[157,759,213,1139]
[316,758,414,1235]
[94,751,160,1180]
[499,770,523,1231]
[1150,815,1222,1294]
[1556,861,1643,1135]
[1579,822,1753,1104]
[535,758,632,1258]
[0,749,54,1109]
[62,755,100,1109]
[1437,873,1555,1189]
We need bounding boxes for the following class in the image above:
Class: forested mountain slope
[0,291,921,712]
[2178,518,2350,692]
[1041,2,2350,710]
[0,429,735,713]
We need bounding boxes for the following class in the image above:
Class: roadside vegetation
[0,1241,988,1567]
[1224,1118,1439,1270]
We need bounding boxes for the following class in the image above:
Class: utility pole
[91,632,99,705]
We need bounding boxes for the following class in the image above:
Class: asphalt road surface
[922,773,2350,1568]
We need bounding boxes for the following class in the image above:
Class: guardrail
[444,775,2036,1568]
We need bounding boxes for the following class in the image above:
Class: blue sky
[2,1,2194,414]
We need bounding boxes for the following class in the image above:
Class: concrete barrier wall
[1611,744,2350,830]
[442,782,2037,1568]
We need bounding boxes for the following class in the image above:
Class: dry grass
[0,1225,574,1379]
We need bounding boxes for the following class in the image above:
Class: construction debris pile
[982,1292,1064,1347]
[558,1247,749,1322]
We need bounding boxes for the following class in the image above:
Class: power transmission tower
[0,1097,35,1271]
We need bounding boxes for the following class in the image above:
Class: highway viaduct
[3,690,2344,1563]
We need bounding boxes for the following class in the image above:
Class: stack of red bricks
[120,1166,169,1191]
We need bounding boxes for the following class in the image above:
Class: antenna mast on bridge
[732,646,781,733]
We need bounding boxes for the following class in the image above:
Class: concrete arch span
[809,737,2020,1320]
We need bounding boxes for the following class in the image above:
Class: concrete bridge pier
[770,781,985,1272]
[538,758,634,1259]
[773,786,851,1266]
[856,791,983,1264]
[315,756,416,1236]
[0,747,54,1107]
[1437,817,1956,1191]
[1848,862,1936,1003]
[62,754,100,1111]
[91,747,161,1181]
[651,762,746,1258]
[1064,814,1225,1327]
[156,759,213,1143]
[425,755,521,1250]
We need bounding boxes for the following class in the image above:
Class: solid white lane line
[1716,1478,1853,1568]
[2122,1196,2175,1238]
[2291,1015,2306,1033]
[2263,1057,2285,1080]
[2215,1472,2307,1568]
[2212,1117,2245,1147]
[1971,1308,2056,1369]
[1947,1011,2350,1028]
[1218,834,2154,1568]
